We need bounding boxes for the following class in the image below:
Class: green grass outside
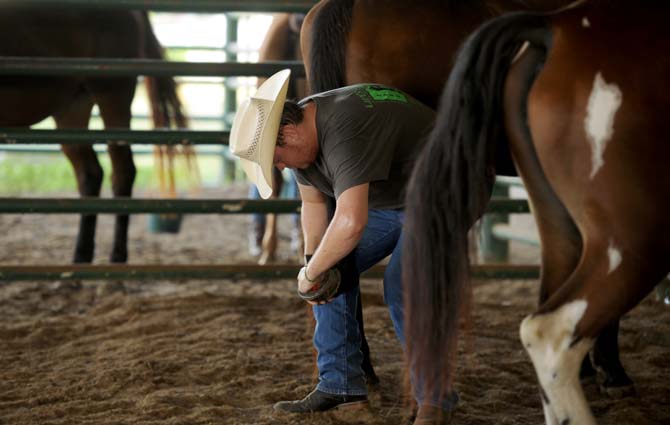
[0,152,227,195]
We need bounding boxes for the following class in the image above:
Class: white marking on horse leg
[607,239,622,274]
[584,72,623,179]
[581,17,591,28]
[541,396,559,425]
[520,300,596,425]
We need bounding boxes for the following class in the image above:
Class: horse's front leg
[259,212,278,265]
[106,143,136,263]
[259,167,284,265]
[61,145,103,263]
[93,79,136,263]
[55,94,98,263]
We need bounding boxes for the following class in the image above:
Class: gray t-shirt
[293,84,435,209]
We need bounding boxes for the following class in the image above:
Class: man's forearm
[306,213,365,279]
[301,200,328,257]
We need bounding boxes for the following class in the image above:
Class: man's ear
[277,123,297,147]
[276,126,286,147]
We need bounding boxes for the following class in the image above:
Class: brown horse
[253,13,307,266]
[404,0,669,422]
[0,7,186,264]
[301,0,633,398]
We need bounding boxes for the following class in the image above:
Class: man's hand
[297,266,341,305]
[298,266,321,294]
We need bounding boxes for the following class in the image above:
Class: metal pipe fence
[0,197,529,215]
[0,58,304,77]
[14,0,319,13]
[0,264,540,282]
[0,0,539,282]
[0,129,228,145]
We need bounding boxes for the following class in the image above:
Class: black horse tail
[141,11,198,192]
[403,12,552,401]
[308,0,354,93]
[141,11,188,130]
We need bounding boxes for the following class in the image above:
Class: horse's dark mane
[308,0,354,93]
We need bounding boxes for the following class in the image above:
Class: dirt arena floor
[1,186,668,424]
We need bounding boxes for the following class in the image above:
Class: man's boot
[274,388,368,413]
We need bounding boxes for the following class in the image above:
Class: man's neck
[297,101,319,164]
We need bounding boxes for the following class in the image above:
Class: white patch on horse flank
[585,73,623,179]
[582,17,591,28]
[520,300,596,424]
[607,239,622,274]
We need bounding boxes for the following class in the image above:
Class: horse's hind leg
[91,78,136,263]
[55,93,99,263]
[503,46,632,397]
[590,321,634,396]
[520,300,596,425]
[520,235,664,425]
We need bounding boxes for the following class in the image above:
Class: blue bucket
[147,213,183,234]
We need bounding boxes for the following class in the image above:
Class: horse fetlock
[589,349,634,396]
[110,248,128,263]
[73,245,94,263]
[520,301,596,425]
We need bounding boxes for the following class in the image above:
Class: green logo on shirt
[353,85,409,108]
[365,86,408,103]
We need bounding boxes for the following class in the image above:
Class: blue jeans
[312,209,458,410]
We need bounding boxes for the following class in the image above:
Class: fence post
[221,13,239,184]
[479,183,510,262]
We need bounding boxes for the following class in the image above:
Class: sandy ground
[0,185,668,424]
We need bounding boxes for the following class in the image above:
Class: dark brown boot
[274,388,368,413]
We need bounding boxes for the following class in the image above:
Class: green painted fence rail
[495,176,524,188]
[16,0,319,13]
[0,197,530,214]
[0,145,226,154]
[0,58,304,78]
[0,129,229,145]
[0,263,540,282]
[0,198,302,214]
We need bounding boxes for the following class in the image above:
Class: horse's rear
[0,8,139,127]
[302,0,491,107]
[0,7,185,263]
[518,3,670,318]
[404,0,669,423]
[518,4,669,422]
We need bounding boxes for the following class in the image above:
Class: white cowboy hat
[229,69,291,199]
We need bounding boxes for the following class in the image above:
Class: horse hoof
[110,252,128,263]
[73,253,94,263]
[580,373,598,387]
[412,404,454,424]
[258,253,275,265]
[600,382,636,398]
